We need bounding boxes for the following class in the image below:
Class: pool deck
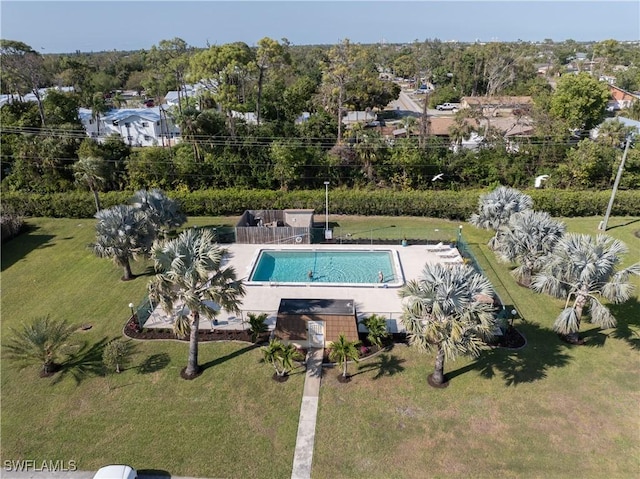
[143,243,461,332]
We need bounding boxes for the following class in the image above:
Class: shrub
[2,188,638,219]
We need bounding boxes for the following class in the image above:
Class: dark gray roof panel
[278,298,355,315]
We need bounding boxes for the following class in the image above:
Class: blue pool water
[250,249,399,285]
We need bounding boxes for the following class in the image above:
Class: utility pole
[419,91,430,149]
[599,136,632,231]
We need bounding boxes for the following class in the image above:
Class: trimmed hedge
[2,188,639,219]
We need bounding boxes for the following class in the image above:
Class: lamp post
[324,181,331,239]
[128,302,135,318]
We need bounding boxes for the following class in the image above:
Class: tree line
[1,37,639,196]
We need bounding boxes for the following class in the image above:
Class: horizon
[1,1,639,55]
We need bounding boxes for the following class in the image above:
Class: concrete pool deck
[143,243,462,332]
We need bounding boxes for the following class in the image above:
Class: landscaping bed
[124,317,268,343]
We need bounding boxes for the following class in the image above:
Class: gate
[308,320,325,348]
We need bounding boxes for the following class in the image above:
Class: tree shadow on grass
[447,322,573,386]
[200,344,259,372]
[354,353,406,380]
[608,297,640,350]
[131,265,156,279]
[1,225,55,271]
[137,353,171,374]
[52,338,110,385]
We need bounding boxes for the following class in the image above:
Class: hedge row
[2,188,639,219]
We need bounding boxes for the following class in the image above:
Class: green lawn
[1,217,303,478]
[314,215,640,479]
[1,215,638,478]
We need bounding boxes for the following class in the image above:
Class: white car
[93,465,137,479]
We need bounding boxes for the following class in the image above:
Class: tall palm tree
[92,205,153,281]
[328,334,360,380]
[531,233,640,344]
[148,228,245,378]
[130,188,187,239]
[399,263,497,388]
[73,156,106,214]
[494,210,566,287]
[469,186,533,249]
[4,316,77,377]
[90,92,109,136]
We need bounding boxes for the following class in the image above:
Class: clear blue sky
[1,1,638,53]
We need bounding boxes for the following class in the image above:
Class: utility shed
[274,298,359,348]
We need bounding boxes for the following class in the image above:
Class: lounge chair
[436,249,460,258]
[426,242,450,252]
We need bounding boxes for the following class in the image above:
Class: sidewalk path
[290,348,323,479]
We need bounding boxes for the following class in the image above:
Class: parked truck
[436,102,460,111]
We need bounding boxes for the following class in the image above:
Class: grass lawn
[313,215,640,479]
[1,217,303,478]
[1,215,638,478]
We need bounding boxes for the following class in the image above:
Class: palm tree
[247,312,269,343]
[130,188,187,239]
[360,314,390,349]
[73,156,106,214]
[448,109,477,151]
[90,92,109,136]
[531,233,640,344]
[92,205,153,281]
[328,334,360,380]
[399,263,497,388]
[148,228,245,378]
[494,210,566,287]
[4,316,77,377]
[469,186,533,249]
[262,339,302,379]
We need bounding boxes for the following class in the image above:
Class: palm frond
[552,307,580,335]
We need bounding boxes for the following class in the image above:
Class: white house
[342,110,377,125]
[164,82,209,107]
[78,106,181,147]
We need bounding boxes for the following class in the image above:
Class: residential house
[591,116,640,140]
[460,96,533,117]
[342,110,377,126]
[606,84,639,111]
[78,106,180,147]
[164,82,208,108]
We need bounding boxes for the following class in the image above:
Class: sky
[1,0,639,54]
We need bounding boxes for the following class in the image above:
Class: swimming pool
[247,249,404,287]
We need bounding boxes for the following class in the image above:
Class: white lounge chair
[436,249,460,258]
[426,242,450,252]
[441,256,463,264]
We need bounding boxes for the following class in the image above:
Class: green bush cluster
[2,188,639,219]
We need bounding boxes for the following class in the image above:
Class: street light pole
[324,181,330,238]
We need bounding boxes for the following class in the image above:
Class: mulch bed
[124,318,266,343]
[497,326,526,349]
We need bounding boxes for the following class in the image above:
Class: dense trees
[550,73,610,131]
[1,37,637,195]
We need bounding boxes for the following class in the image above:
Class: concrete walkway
[290,348,323,479]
